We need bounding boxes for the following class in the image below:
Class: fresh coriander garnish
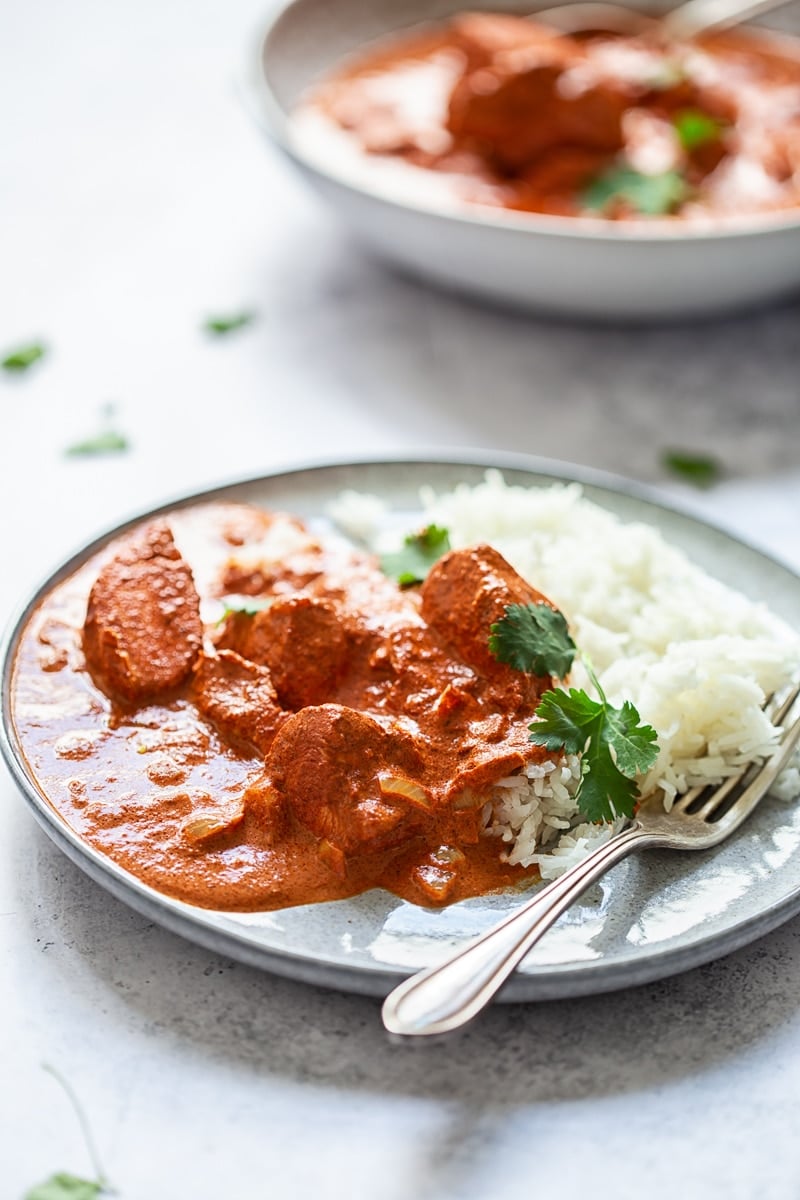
[203,311,257,336]
[380,524,451,586]
[583,166,689,216]
[529,670,659,822]
[488,603,658,822]
[2,341,46,372]
[221,595,274,617]
[489,602,576,678]
[25,1064,111,1200]
[25,1173,105,1199]
[65,430,129,457]
[662,449,721,488]
[673,109,722,151]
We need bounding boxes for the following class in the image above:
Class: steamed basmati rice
[330,472,800,878]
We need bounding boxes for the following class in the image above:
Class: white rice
[330,471,800,878]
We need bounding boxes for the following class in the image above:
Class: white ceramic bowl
[244,0,800,320]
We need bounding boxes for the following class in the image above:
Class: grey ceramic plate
[3,453,800,1000]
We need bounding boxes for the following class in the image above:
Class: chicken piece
[267,704,428,856]
[445,736,531,803]
[191,650,287,755]
[421,544,554,697]
[217,595,354,710]
[83,521,201,703]
[765,123,800,183]
[447,21,630,170]
[514,145,612,212]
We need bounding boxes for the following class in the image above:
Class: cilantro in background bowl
[673,109,723,151]
[583,166,689,217]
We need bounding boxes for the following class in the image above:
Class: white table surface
[2,2,800,1196]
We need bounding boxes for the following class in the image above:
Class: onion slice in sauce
[378,775,434,810]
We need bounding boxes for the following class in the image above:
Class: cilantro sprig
[380,524,451,586]
[24,1064,111,1200]
[530,668,658,822]
[489,601,658,823]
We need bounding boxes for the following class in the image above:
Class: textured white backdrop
[2,1,800,1196]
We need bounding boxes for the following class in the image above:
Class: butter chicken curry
[292,11,800,221]
[12,504,559,911]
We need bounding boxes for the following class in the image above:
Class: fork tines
[673,680,800,822]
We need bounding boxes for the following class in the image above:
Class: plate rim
[3,449,800,1000]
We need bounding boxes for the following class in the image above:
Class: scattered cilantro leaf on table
[489,602,576,678]
[25,1065,112,1200]
[2,342,46,373]
[661,449,721,487]
[203,311,257,336]
[380,524,451,586]
[674,108,722,150]
[583,167,689,216]
[65,430,129,457]
[24,1173,104,1200]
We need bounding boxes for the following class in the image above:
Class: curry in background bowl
[293,11,800,223]
[246,0,800,319]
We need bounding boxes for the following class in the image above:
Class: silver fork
[382,683,800,1039]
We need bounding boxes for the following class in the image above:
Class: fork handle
[382,823,659,1038]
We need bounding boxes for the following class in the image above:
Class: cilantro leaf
[24,1173,103,1200]
[604,699,660,776]
[2,342,46,372]
[579,739,641,824]
[380,524,451,586]
[583,167,689,216]
[489,602,575,678]
[203,311,257,335]
[674,109,721,151]
[65,430,129,457]
[662,449,721,488]
[528,687,601,754]
[529,687,658,822]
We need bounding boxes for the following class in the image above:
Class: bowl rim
[245,0,800,245]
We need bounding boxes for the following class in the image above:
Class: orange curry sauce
[293,12,800,220]
[11,503,556,911]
